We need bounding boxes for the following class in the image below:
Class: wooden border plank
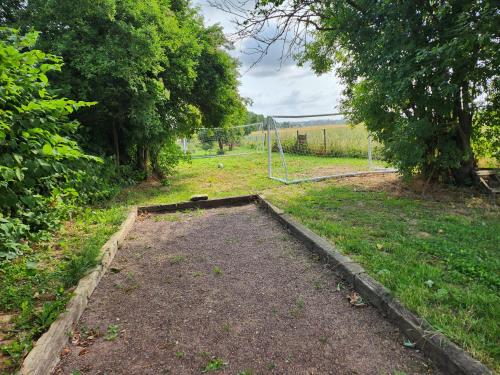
[20,208,137,375]
[138,195,259,213]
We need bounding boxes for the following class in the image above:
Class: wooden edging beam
[20,208,138,375]
[255,195,491,375]
[21,194,492,375]
[137,194,259,213]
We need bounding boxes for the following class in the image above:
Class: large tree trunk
[450,83,476,185]
[136,144,148,173]
[112,121,120,168]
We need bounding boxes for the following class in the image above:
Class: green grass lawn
[1,153,498,372]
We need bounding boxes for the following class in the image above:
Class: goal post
[266,114,395,184]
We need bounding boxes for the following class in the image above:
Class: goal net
[266,114,394,184]
[180,123,265,158]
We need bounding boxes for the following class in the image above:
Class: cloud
[194,0,345,117]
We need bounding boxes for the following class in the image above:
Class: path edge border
[19,194,492,375]
[256,195,492,375]
[19,207,138,375]
[137,194,259,213]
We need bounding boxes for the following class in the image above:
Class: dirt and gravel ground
[55,204,439,375]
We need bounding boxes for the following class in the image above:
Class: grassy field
[270,123,382,159]
[1,153,499,372]
[185,123,383,161]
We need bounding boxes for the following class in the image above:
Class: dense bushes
[0,28,140,261]
[0,28,90,259]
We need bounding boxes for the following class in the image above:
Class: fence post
[368,134,373,169]
[267,117,272,178]
[323,129,327,154]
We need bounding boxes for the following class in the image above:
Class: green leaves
[0,27,96,260]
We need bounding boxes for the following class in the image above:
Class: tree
[9,0,204,174]
[221,0,499,184]
[191,25,247,151]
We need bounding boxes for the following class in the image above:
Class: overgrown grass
[0,207,125,372]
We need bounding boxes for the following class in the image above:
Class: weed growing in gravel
[237,370,254,375]
[104,324,119,341]
[192,271,203,277]
[153,213,181,222]
[212,266,222,275]
[202,357,227,372]
[318,336,328,344]
[290,297,305,318]
[169,255,186,265]
[175,351,185,358]
[221,323,231,333]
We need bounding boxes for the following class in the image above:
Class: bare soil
[55,205,439,375]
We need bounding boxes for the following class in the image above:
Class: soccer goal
[265,113,395,184]
[180,122,265,158]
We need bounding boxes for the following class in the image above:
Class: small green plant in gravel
[290,297,305,318]
[175,351,185,358]
[212,266,222,276]
[169,255,186,265]
[104,324,119,341]
[237,370,254,375]
[202,357,227,372]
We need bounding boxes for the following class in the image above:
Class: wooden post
[296,130,299,141]
[323,128,327,154]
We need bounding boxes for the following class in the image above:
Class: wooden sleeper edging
[19,208,137,375]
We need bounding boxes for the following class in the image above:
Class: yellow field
[250,123,381,159]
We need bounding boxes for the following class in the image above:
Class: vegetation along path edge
[19,208,138,375]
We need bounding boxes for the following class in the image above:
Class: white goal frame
[265,114,395,184]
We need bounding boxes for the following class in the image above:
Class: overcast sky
[194,0,344,117]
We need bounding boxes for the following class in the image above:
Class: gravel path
[56,204,438,375]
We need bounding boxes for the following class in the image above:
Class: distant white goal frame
[265,113,396,184]
[180,122,265,159]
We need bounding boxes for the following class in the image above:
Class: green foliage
[0,206,125,371]
[0,27,97,260]
[152,140,186,179]
[473,80,500,162]
[202,357,227,372]
[302,1,499,183]
[192,25,247,131]
[9,0,245,175]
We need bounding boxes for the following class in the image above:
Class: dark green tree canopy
[6,0,246,174]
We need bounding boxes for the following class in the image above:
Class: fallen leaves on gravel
[347,291,366,307]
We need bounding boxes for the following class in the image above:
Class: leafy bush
[0,28,96,260]
[153,141,186,179]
